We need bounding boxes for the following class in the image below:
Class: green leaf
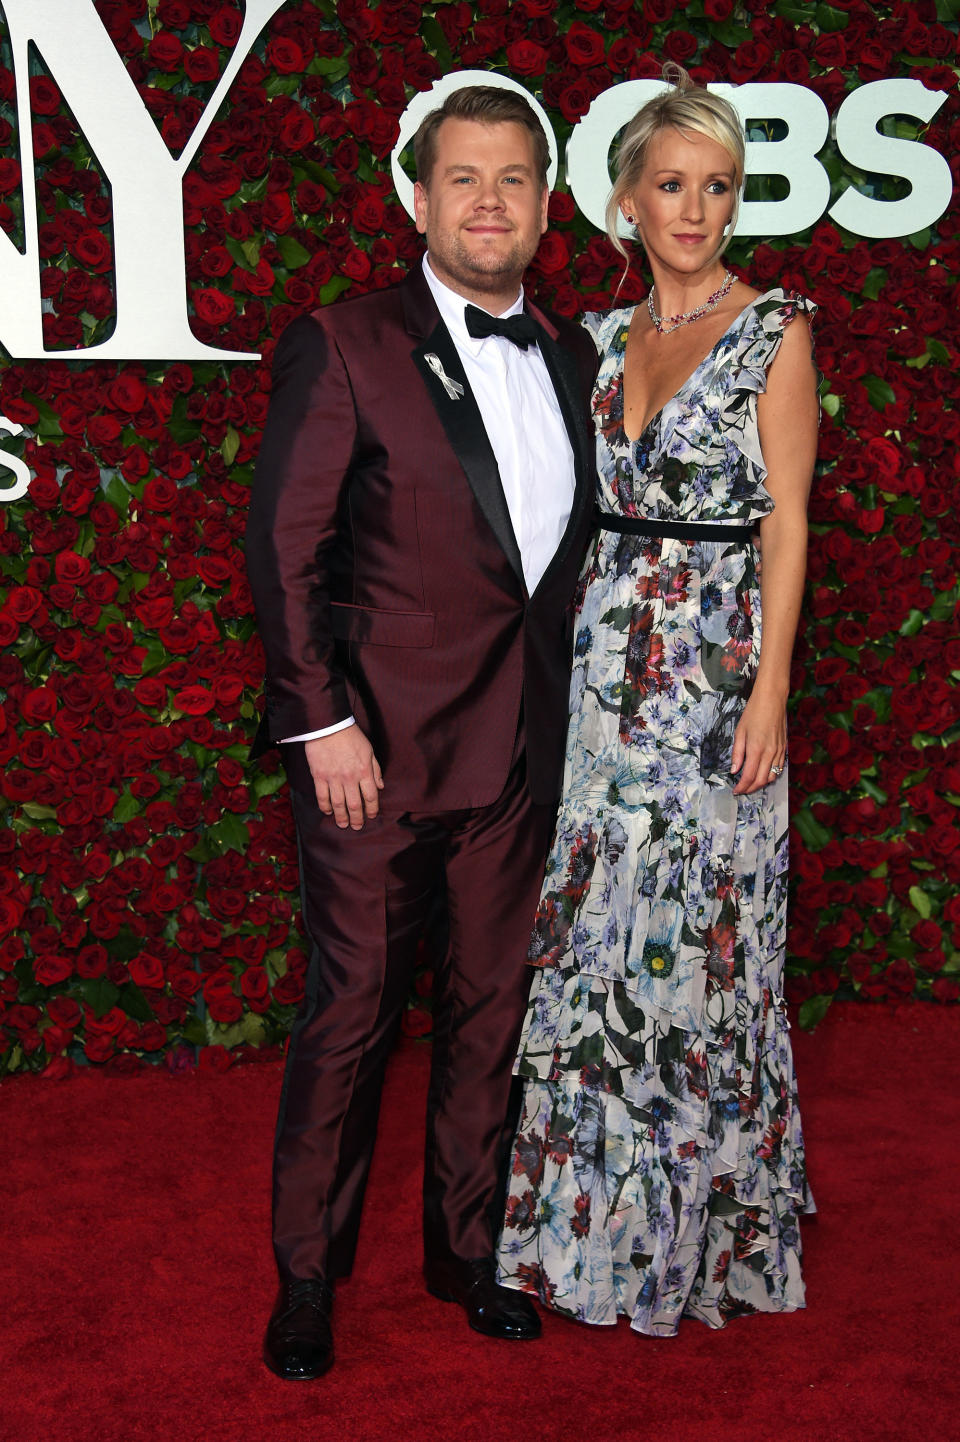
[112,790,141,823]
[20,802,57,820]
[181,1015,206,1046]
[221,427,240,467]
[206,813,250,855]
[864,374,896,411]
[791,809,832,850]
[103,472,130,511]
[419,17,452,67]
[860,777,888,804]
[253,770,287,799]
[225,235,258,273]
[899,608,925,637]
[798,993,833,1030]
[240,1012,266,1045]
[318,275,352,306]
[821,392,840,418]
[907,226,931,251]
[207,1018,245,1048]
[79,977,121,1018]
[926,338,950,365]
[908,886,932,919]
[934,0,960,20]
[307,56,350,83]
[712,20,753,46]
[264,950,287,982]
[119,982,154,1023]
[109,929,147,962]
[860,268,886,301]
[276,234,311,270]
[929,591,956,622]
[264,73,300,97]
[815,2,849,29]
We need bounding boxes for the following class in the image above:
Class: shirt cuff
[281,717,356,743]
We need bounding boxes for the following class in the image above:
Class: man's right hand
[304,726,383,830]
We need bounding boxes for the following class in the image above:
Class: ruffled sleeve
[723,289,818,475]
[733,289,817,401]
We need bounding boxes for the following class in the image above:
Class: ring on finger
[769,763,784,779]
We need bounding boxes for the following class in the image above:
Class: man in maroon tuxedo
[246,86,597,1380]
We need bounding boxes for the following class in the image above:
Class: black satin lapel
[412,323,524,582]
[535,327,595,583]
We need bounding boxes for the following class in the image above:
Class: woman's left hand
[731,689,787,795]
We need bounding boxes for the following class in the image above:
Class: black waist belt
[595,509,756,542]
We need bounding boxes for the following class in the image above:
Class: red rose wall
[0,0,957,1075]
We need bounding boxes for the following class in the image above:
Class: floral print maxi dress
[497,289,817,1336]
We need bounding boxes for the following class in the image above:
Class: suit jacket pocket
[329,602,435,648]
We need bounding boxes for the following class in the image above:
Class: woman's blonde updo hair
[605,64,745,261]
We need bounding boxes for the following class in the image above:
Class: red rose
[555,81,592,125]
[911,920,942,951]
[814,34,847,68]
[279,107,315,152]
[47,995,82,1028]
[267,37,305,73]
[160,1,193,27]
[184,46,221,83]
[203,966,242,1024]
[0,158,22,195]
[533,231,573,276]
[353,196,385,237]
[193,288,236,326]
[664,30,699,63]
[208,5,242,46]
[147,32,184,72]
[240,966,270,1009]
[565,21,605,67]
[271,973,304,1006]
[340,247,372,282]
[33,955,72,986]
[506,41,549,76]
[54,550,91,585]
[6,585,43,621]
[29,76,61,116]
[108,373,147,413]
[262,192,295,233]
[21,687,58,725]
[129,954,167,990]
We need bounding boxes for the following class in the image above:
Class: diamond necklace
[647,270,735,335]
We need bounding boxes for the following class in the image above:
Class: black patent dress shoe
[263,1277,335,1380]
[424,1255,541,1340]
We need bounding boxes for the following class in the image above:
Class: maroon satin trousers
[272,739,554,1281]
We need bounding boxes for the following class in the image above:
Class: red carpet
[4,1003,957,1442]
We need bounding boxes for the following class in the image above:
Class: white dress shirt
[283,255,577,743]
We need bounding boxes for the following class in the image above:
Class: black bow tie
[464,305,539,349]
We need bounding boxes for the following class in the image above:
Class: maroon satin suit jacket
[246,265,598,811]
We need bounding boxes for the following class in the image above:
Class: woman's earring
[626,213,636,224]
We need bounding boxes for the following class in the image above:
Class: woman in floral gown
[497,72,819,1335]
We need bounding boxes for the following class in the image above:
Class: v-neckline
[622,296,759,444]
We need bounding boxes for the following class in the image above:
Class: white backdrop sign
[0,6,952,369]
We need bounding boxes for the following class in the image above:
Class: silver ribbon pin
[424,353,464,400]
